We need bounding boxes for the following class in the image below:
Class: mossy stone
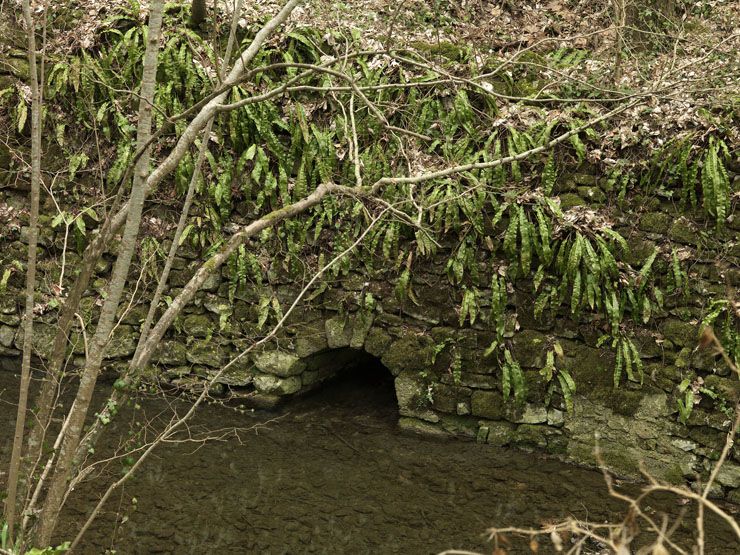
[669,218,699,245]
[364,326,392,358]
[510,329,548,368]
[253,350,306,378]
[185,340,224,367]
[471,390,506,420]
[253,374,301,395]
[638,211,670,234]
[397,417,448,438]
[325,315,352,349]
[0,325,15,348]
[381,335,434,375]
[559,193,586,210]
[182,314,214,338]
[151,340,188,366]
[660,319,698,348]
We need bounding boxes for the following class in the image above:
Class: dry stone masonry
[1,160,740,501]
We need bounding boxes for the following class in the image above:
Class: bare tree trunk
[190,0,207,28]
[134,0,244,359]
[613,0,626,83]
[34,3,166,545]
[3,0,43,545]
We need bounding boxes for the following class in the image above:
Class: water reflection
[1,364,737,554]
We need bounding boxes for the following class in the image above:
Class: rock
[635,393,670,420]
[477,426,489,443]
[513,424,558,450]
[293,322,328,358]
[116,304,148,326]
[182,314,214,338]
[151,340,188,366]
[203,295,233,320]
[325,315,352,349]
[350,312,374,349]
[201,271,221,292]
[471,390,506,420]
[185,340,224,367]
[547,408,564,427]
[0,313,20,327]
[513,404,548,424]
[381,335,434,375]
[364,327,392,358]
[253,350,306,378]
[510,330,548,368]
[395,371,438,422]
[482,421,515,446]
[13,322,57,360]
[431,383,471,414]
[0,325,15,348]
[577,186,606,204]
[559,193,585,210]
[669,218,699,245]
[716,463,740,488]
[0,297,17,314]
[103,325,138,359]
[661,319,698,348]
[397,417,448,438]
[253,374,301,395]
[638,211,670,234]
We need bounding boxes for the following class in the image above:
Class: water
[1,362,738,554]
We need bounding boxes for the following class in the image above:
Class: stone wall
[1,166,739,500]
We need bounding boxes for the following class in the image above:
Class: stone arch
[243,312,441,424]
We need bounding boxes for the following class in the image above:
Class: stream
[1,360,738,554]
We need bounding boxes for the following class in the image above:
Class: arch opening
[300,347,398,415]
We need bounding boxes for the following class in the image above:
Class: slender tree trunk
[34,3,166,545]
[3,0,43,545]
[134,0,243,359]
[190,0,207,28]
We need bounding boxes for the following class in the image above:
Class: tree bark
[34,2,166,545]
[190,0,207,28]
[3,0,42,545]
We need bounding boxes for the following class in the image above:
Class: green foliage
[541,345,576,414]
[502,348,526,405]
[29,8,736,412]
[701,300,739,369]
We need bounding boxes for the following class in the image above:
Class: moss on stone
[185,339,225,367]
[253,373,302,395]
[660,319,698,348]
[151,340,188,366]
[471,389,506,420]
[510,329,548,368]
[398,416,449,438]
[254,350,306,377]
[381,334,434,375]
[325,315,352,349]
[364,326,392,358]
[182,313,214,338]
[638,211,671,234]
[559,193,586,210]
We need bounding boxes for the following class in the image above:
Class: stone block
[253,373,301,395]
[325,315,352,349]
[471,390,506,420]
[395,371,438,422]
[0,325,15,348]
[151,340,188,366]
[364,327,392,358]
[185,340,224,367]
[253,350,306,378]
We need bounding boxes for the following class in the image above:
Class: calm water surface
[1,361,738,554]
